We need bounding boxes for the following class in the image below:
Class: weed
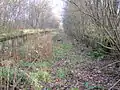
[18,46,26,58]
[87,48,105,59]
[0,67,29,86]
[35,61,52,68]
[56,68,67,79]
[19,60,35,67]
[0,65,52,89]
[53,44,72,61]
[30,71,51,90]
[19,60,52,70]
[84,82,104,90]
[71,88,79,90]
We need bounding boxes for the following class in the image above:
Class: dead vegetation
[1,0,120,90]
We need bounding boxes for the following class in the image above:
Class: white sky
[50,0,64,20]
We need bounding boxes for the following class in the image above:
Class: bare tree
[63,0,120,52]
[0,0,59,33]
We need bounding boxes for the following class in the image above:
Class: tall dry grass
[0,30,53,90]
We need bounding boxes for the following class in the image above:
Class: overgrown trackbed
[0,30,120,90]
[50,30,120,90]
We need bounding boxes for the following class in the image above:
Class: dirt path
[49,30,120,90]
[48,31,100,90]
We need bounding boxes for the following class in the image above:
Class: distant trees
[0,0,59,33]
[63,0,120,53]
[27,0,59,29]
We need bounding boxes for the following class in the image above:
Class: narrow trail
[48,30,105,90]
[48,30,120,90]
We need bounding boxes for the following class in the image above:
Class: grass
[0,60,52,89]
[0,67,29,88]
[19,60,51,68]
[71,88,79,90]
[17,43,73,89]
[0,29,78,90]
[1,39,95,90]
[56,67,68,79]
[87,48,106,60]
[84,82,104,90]
[0,40,77,90]
[53,43,73,61]
[29,70,51,90]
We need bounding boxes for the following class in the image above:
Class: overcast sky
[50,0,64,20]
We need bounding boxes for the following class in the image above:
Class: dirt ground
[1,30,120,90]
[49,30,120,90]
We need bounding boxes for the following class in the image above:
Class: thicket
[0,0,59,34]
[63,0,120,55]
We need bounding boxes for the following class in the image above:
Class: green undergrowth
[30,70,51,90]
[53,43,73,61]
[87,48,106,60]
[0,43,74,89]
[0,65,51,89]
[0,67,29,85]
[84,82,104,90]
[56,67,68,79]
[19,60,52,68]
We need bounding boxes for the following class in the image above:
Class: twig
[97,42,116,50]
[65,0,120,52]
[13,55,40,88]
[108,79,120,90]
[99,61,120,70]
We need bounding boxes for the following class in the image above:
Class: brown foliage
[0,30,53,62]
[26,32,52,60]
[63,0,120,53]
